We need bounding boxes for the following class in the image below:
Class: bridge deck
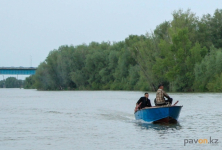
[0,67,37,75]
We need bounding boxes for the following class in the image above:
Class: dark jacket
[136,97,152,109]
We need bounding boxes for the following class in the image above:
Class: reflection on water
[134,121,182,131]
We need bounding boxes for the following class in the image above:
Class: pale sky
[0,0,221,79]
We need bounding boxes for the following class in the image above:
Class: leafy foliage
[0,77,23,88]
[25,9,222,92]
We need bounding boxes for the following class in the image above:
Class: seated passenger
[155,84,173,106]
[135,93,152,112]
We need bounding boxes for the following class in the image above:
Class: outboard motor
[167,97,173,104]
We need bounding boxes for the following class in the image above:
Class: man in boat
[135,93,152,112]
[155,84,173,106]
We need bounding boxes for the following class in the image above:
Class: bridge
[0,67,37,75]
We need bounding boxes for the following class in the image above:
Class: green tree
[4,77,23,88]
[0,80,5,88]
[194,47,222,92]
[26,8,222,92]
[210,9,222,48]
[24,75,35,89]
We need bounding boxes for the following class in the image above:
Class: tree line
[24,9,222,92]
[0,77,24,88]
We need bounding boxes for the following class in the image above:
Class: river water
[0,89,221,150]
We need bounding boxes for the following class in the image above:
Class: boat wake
[98,109,134,122]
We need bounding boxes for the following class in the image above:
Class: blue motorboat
[134,105,183,123]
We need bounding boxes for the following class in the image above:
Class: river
[0,89,221,150]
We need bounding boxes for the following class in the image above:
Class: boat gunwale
[134,105,183,114]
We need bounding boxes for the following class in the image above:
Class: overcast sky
[0,0,221,79]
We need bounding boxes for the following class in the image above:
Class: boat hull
[134,106,182,123]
